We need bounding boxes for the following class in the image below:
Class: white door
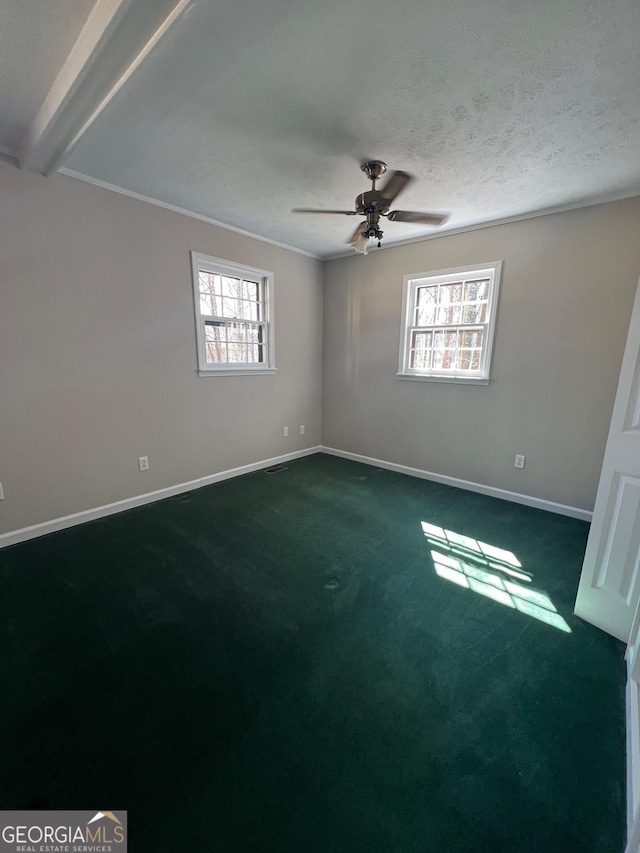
[575,276,640,642]
[625,601,640,852]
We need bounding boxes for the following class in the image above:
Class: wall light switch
[283,426,289,437]
[300,425,305,435]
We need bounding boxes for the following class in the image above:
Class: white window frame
[397,261,502,385]
[191,251,276,377]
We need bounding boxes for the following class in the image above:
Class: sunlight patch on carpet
[424,524,571,633]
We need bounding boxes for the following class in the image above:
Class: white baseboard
[0,446,321,549]
[320,446,593,521]
[0,443,591,549]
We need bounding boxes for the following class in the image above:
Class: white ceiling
[4,0,640,257]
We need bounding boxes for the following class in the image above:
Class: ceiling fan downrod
[358,161,389,244]
[361,159,388,189]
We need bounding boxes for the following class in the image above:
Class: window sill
[396,373,490,386]
[198,368,277,377]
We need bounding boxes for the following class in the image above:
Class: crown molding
[58,167,323,260]
[323,189,640,261]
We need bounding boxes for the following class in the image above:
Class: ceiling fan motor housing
[355,191,390,215]
[355,189,388,241]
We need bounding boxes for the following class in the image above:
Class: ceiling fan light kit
[292,160,449,254]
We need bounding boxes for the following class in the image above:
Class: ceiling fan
[293,160,449,254]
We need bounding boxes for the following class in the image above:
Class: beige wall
[2,162,639,535]
[323,198,640,511]
[0,162,323,534]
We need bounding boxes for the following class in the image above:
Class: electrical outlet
[138,456,150,471]
[300,425,305,435]
[283,426,289,437]
[0,482,4,500]
[514,454,526,469]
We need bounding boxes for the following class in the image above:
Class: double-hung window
[191,252,275,376]
[398,261,502,384]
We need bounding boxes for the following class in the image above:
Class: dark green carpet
[0,453,626,852]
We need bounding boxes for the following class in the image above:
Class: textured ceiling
[19,0,640,255]
[0,0,96,152]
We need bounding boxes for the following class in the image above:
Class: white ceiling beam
[19,0,191,175]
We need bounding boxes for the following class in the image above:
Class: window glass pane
[459,328,484,348]
[462,303,486,323]
[410,330,432,369]
[442,282,463,301]
[411,348,430,369]
[227,323,247,343]
[457,349,471,370]
[199,271,220,296]
[464,279,489,301]
[412,330,432,349]
[439,305,461,324]
[199,293,218,315]
[240,300,259,321]
[206,342,227,363]
[416,286,438,325]
[243,280,259,301]
[431,336,456,369]
[204,321,224,341]
[247,344,264,363]
[204,321,226,363]
[248,326,263,345]
[442,349,456,369]
[227,341,247,363]
[457,349,481,370]
[221,296,241,318]
[204,321,225,362]
[221,276,242,299]
[457,349,472,370]
[214,276,241,319]
[437,283,463,324]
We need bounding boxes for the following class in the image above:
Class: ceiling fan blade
[378,170,414,204]
[292,208,357,215]
[346,222,368,244]
[387,210,449,226]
